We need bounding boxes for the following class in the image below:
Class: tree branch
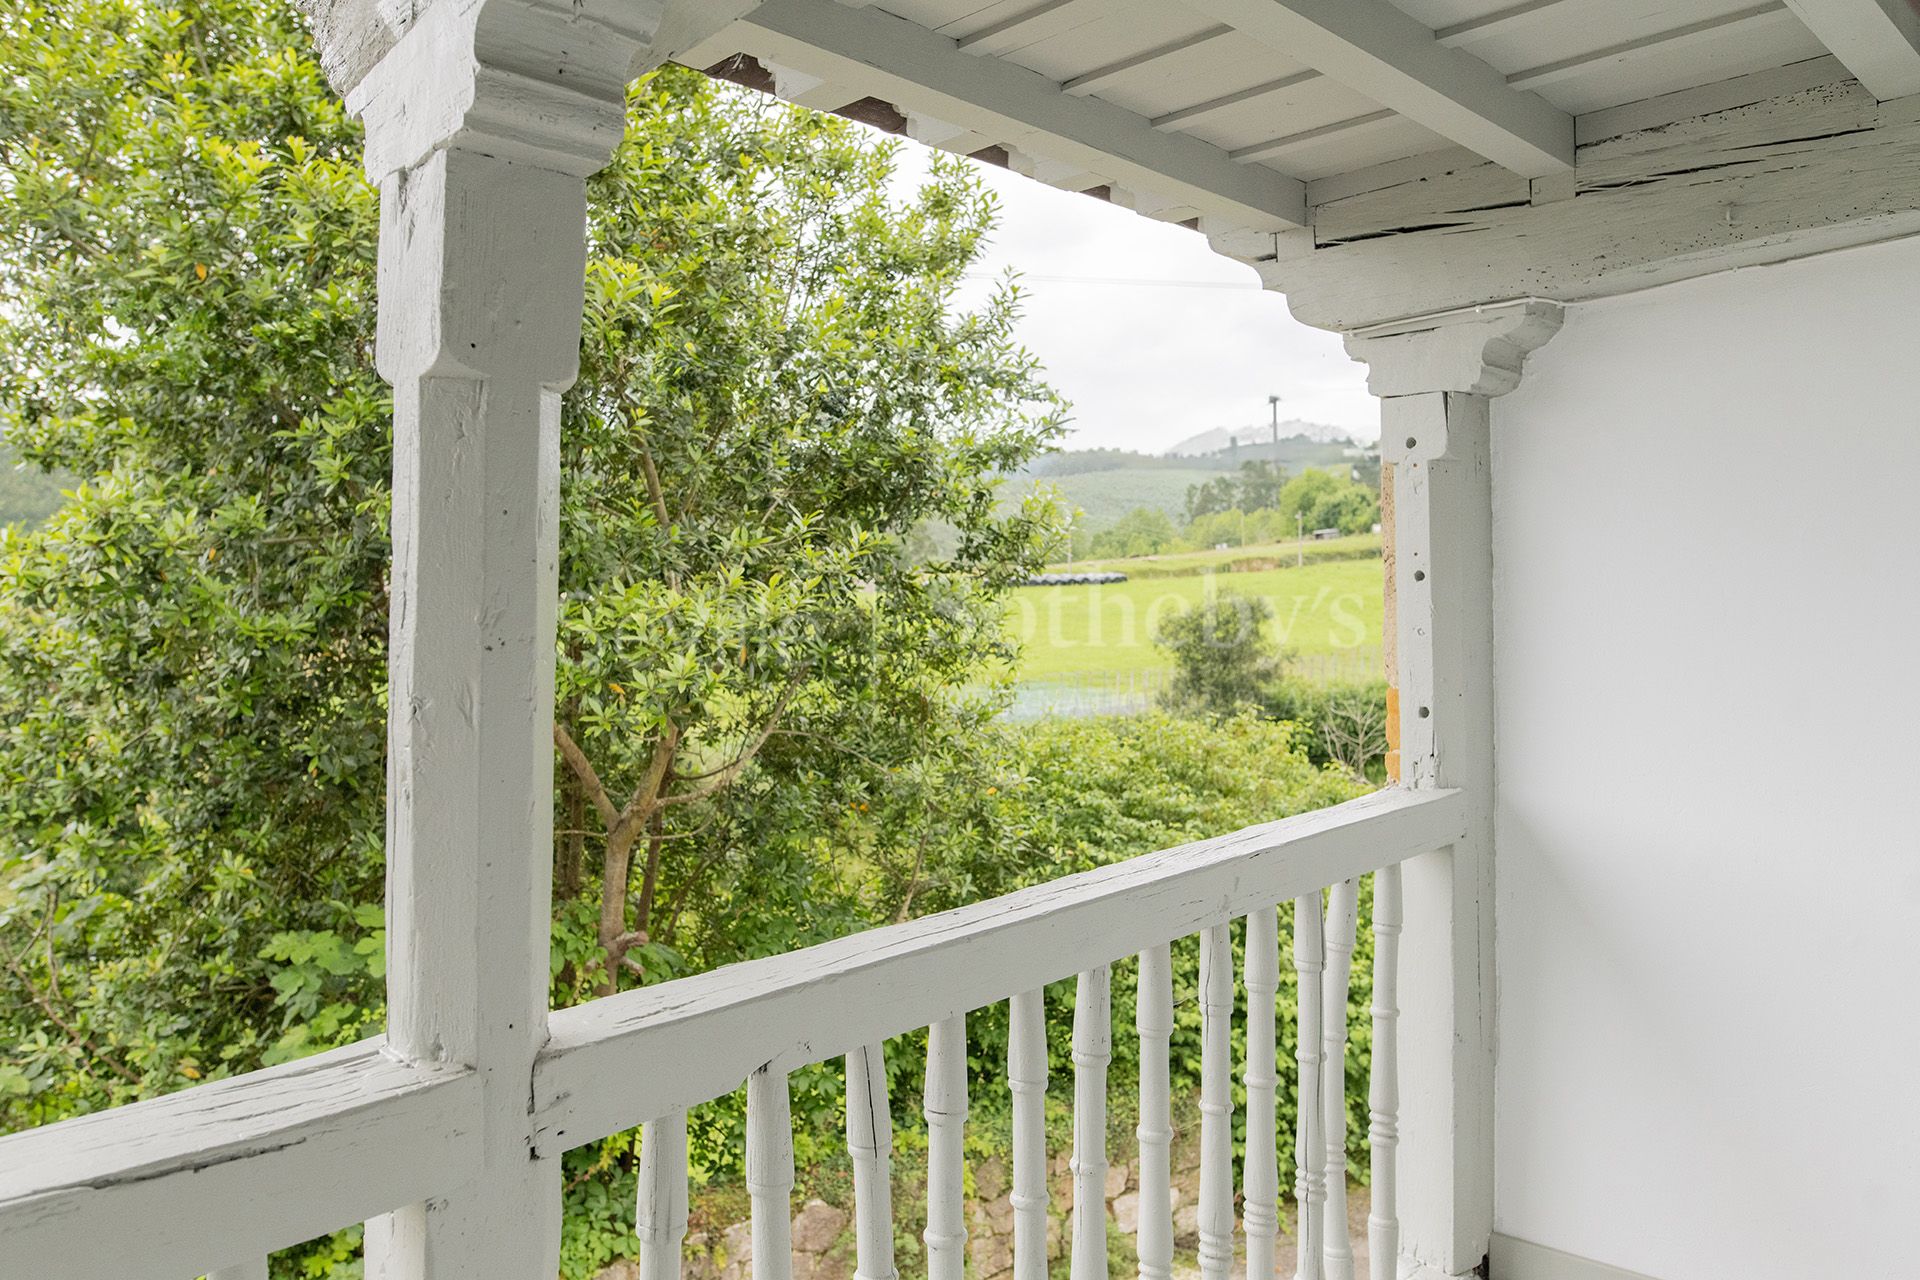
[553,722,619,828]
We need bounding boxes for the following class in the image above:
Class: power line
[961,271,1260,290]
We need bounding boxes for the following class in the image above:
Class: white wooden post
[847,1043,898,1280]
[1196,925,1235,1280]
[1291,898,1325,1280]
[1241,913,1281,1280]
[638,1111,690,1280]
[1320,882,1359,1280]
[1009,989,1051,1280]
[302,7,739,1277]
[1366,866,1404,1280]
[1070,967,1113,1280]
[1344,300,1562,1280]
[925,1015,970,1280]
[1137,946,1177,1280]
[749,1066,797,1280]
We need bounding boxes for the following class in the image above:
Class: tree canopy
[0,0,1064,1120]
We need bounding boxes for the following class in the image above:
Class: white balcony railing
[0,785,1466,1280]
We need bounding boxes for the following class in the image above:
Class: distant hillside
[1009,466,1225,531]
[1169,418,1363,455]
[0,444,69,530]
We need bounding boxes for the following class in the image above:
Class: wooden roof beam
[1180,0,1574,177]
[1781,0,1920,99]
[732,0,1309,228]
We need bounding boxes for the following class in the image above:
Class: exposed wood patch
[1272,79,1920,328]
[705,52,777,94]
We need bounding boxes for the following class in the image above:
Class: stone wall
[596,1139,1208,1280]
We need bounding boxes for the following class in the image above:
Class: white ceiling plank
[1180,0,1574,176]
[1063,25,1235,95]
[1434,0,1577,49]
[733,0,1309,227]
[1230,110,1396,163]
[1151,69,1323,131]
[1781,0,1920,99]
[1505,5,1798,92]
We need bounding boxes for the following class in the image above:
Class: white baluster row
[627,868,1407,1280]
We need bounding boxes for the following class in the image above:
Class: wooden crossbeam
[726,0,1309,228]
[1781,0,1920,99]
[1181,0,1574,176]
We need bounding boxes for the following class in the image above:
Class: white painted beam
[1782,0,1920,99]
[1230,110,1395,164]
[732,0,1308,227]
[1180,0,1574,176]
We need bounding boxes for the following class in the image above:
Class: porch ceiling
[674,0,1915,234]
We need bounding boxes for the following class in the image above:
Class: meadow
[1007,554,1384,678]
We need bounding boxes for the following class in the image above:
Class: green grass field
[1057,532,1379,578]
[1007,556,1384,678]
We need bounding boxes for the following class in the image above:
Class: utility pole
[1297,510,1305,567]
[1268,393,1282,447]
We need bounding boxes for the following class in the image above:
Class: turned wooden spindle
[1009,989,1050,1280]
[1197,925,1236,1280]
[1137,945,1176,1280]
[1243,911,1281,1280]
[1321,882,1360,1280]
[846,1044,897,1280]
[1293,894,1326,1280]
[637,1110,689,1280]
[1070,967,1112,1280]
[747,1066,796,1280]
[1367,867,1403,1280]
[925,1015,969,1280]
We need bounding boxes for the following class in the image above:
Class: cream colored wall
[1490,234,1920,1279]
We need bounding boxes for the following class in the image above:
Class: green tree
[1153,592,1283,715]
[0,0,1064,1131]
[1235,458,1286,512]
[1277,468,1378,537]
[1089,505,1176,558]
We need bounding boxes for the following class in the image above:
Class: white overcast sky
[886,140,1379,453]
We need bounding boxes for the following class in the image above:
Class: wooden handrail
[0,1040,477,1280]
[534,785,1465,1152]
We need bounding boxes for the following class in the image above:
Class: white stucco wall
[1490,235,1920,1280]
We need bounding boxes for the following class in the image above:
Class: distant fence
[1003,646,1383,721]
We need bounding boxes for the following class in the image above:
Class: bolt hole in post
[1404,437,1417,449]
[1418,707,1430,719]
[1412,570,1425,582]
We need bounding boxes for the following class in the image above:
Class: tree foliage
[0,0,1064,1130]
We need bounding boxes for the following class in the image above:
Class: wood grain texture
[1069,969,1112,1280]
[638,1112,691,1280]
[0,1041,476,1280]
[847,1044,898,1280]
[1241,913,1282,1280]
[1196,926,1236,1280]
[925,1017,970,1280]
[1136,948,1177,1280]
[1009,989,1051,1280]
[1320,881,1361,1280]
[536,789,1467,1150]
